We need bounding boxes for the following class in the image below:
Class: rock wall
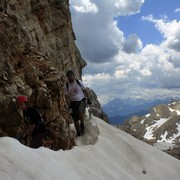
[0,0,104,150]
[87,88,109,123]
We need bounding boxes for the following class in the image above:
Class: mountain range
[103,97,172,124]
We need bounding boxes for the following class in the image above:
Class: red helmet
[16,96,28,103]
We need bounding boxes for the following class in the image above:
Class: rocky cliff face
[0,0,108,150]
[87,88,109,123]
[120,100,180,160]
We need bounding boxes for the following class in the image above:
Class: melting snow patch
[140,119,145,124]
[157,131,173,144]
[145,114,150,117]
[169,107,180,115]
[144,118,170,140]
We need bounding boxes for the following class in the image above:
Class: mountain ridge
[103,97,172,124]
[119,100,180,160]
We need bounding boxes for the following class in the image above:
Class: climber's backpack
[66,79,82,91]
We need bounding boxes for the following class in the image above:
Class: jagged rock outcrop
[0,0,108,150]
[87,88,109,123]
[121,100,180,160]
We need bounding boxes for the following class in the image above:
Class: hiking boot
[80,123,85,135]
[77,131,81,136]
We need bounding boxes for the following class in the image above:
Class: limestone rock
[0,0,107,150]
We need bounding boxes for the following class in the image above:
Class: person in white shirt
[64,70,91,136]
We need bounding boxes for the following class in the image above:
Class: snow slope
[0,114,180,180]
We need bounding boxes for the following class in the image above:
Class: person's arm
[79,80,92,105]
[65,94,71,108]
[83,89,92,105]
[83,89,89,99]
[64,84,71,108]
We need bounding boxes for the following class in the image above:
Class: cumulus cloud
[70,0,180,104]
[70,0,144,64]
[114,0,144,16]
[169,51,180,68]
[70,0,98,14]
[122,34,143,53]
[142,15,180,52]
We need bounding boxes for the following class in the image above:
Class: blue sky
[69,0,180,105]
[117,0,180,45]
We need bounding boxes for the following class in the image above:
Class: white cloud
[123,34,143,53]
[169,51,180,68]
[140,68,151,76]
[114,0,145,16]
[70,0,144,63]
[175,8,180,13]
[142,15,180,52]
[70,0,98,14]
[114,69,126,78]
[70,0,180,104]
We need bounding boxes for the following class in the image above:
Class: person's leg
[74,120,81,136]
[79,112,85,134]
[71,104,81,136]
[24,124,35,147]
[30,132,44,148]
[26,136,32,147]
[78,100,86,134]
